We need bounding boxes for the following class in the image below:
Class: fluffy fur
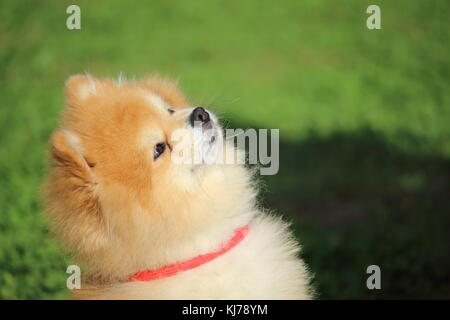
[43,74,313,299]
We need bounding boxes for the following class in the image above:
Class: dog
[43,74,313,299]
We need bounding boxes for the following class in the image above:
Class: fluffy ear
[49,130,94,184]
[139,75,189,108]
[44,130,104,258]
[65,74,97,106]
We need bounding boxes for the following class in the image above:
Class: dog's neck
[81,173,257,284]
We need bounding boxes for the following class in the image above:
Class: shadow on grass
[226,119,450,299]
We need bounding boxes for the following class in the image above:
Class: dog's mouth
[189,107,220,145]
[204,123,219,145]
[192,111,222,166]
[200,122,220,151]
[169,107,222,168]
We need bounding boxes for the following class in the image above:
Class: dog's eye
[153,142,166,160]
[168,108,175,115]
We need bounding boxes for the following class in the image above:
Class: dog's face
[57,75,221,206]
[45,75,251,279]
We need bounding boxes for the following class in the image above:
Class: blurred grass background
[0,0,449,299]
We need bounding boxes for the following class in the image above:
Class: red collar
[127,225,250,282]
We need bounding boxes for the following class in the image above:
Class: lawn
[0,0,449,299]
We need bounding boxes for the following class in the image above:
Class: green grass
[0,0,449,299]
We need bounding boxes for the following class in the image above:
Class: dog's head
[44,75,253,280]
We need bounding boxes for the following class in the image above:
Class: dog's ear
[65,74,98,106]
[44,129,105,257]
[138,75,189,108]
[48,130,96,195]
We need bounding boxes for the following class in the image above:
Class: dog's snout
[190,107,210,127]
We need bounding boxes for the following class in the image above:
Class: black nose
[189,107,210,126]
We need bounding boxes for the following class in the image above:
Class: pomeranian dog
[43,74,313,299]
